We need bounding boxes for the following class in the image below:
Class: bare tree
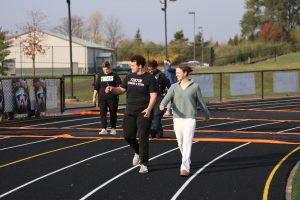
[86,11,103,44]
[52,15,86,39]
[104,16,124,49]
[19,10,47,76]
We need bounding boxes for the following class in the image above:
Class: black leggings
[99,97,119,129]
[123,109,152,165]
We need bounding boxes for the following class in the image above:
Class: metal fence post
[60,75,65,113]
[219,72,223,102]
[261,71,264,99]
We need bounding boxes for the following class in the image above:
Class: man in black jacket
[147,60,170,138]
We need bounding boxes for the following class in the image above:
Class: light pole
[198,26,203,63]
[161,0,176,59]
[66,0,75,99]
[188,11,196,61]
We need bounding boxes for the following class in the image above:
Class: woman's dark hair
[148,60,158,68]
[130,55,146,67]
[178,64,193,76]
[102,61,110,68]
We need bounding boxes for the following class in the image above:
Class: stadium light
[188,11,196,61]
[160,0,177,59]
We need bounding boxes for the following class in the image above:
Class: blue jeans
[151,96,163,136]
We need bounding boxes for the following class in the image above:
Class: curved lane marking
[262,145,300,200]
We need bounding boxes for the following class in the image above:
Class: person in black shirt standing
[147,60,170,138]
[93,61,122,135]
[105,55,158,174]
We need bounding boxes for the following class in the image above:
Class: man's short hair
[148,60,158,68]
[130,55,146,67]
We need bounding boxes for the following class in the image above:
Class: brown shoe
[180,170,189,177]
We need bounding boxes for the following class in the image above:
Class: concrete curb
[286,160,300,200]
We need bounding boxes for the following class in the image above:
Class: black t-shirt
[94,71,122,99]
[121,72,158,110]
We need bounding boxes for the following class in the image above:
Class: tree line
[1,1,300,75]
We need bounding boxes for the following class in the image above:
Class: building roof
[9,30,114,51]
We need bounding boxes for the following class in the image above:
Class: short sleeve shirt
[121,72,158,109]
[94,71,122,99]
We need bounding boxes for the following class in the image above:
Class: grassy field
[194,52,300,73]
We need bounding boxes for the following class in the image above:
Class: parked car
[181,60,209,68]
[112,63,131,74]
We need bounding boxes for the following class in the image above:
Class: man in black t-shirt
[93,61,122,135]
[105,55,158,174]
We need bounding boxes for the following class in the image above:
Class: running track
[0,97,300,200]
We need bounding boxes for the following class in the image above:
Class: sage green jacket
[161,80,210,119]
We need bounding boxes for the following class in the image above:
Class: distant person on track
[147,60,170,138]
[105,55,158,174]
[93,61,122,135]
[160,64,210,177]
[163,58,176,115]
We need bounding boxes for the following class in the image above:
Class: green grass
[193,52,300,74]
[292,167,300,200]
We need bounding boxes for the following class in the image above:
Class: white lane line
[66,118,124,128]
[208,98,300,108]
[212,100,300,110]
[0,137,9,140]
[196,120,248,130]
[170,142,250,200]
[79,143,195,200]
[21,116,99,128]
[255,102,300,110]
[2,117,101,150]
[234,121,282,131]
[0,144,129,199]
[0,138,56,151]
[277,125,300,133]
[65,122,99,128]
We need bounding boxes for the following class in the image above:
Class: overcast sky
[1,0,246,44]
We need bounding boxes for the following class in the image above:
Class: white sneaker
[132,153,140,166]
[110,128,117,135]
[139,164,148,174]
[99,129,108,135]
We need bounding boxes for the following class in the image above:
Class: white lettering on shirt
[101,76,114,82]
[128,78,145,86]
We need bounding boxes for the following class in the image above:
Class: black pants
[99,97,119,129]
[123,107,152,165]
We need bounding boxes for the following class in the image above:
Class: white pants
[173,118,196,172]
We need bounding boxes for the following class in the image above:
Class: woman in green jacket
[160,64,210,177]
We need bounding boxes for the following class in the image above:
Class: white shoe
[132,153,140,166]
[110,128,117,135]
[139,164,148,174]
[99,129,108,135]
[164,111,172,116]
